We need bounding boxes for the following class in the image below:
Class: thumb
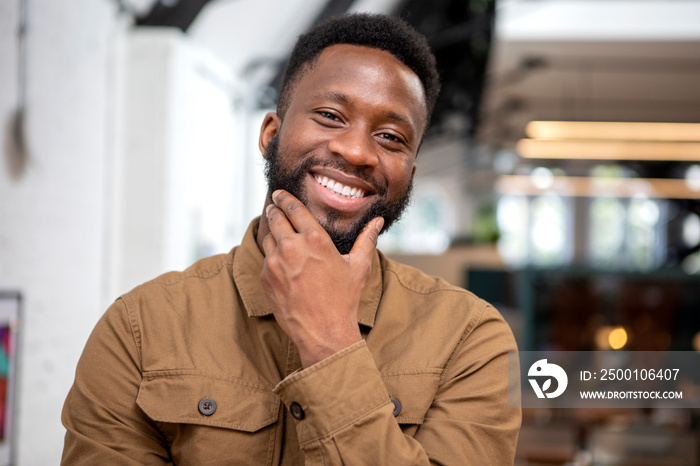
[348,217,384,260]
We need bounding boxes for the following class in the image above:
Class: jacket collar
[232,217,382,328]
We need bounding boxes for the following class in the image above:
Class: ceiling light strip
[517,139,700,161]
[526,121,700,142]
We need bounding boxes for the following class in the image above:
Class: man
[62,13,520,465]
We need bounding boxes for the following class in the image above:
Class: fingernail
[375,217,384,233]
[266,204,274,216]
[272,190,282,202]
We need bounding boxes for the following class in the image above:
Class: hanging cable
[5,0,29,179]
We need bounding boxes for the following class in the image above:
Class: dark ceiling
[132,0,497,140]
[397,0,496,139]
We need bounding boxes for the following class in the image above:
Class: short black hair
[278,13,440,128]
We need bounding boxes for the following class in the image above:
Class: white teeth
[313,174,366,199]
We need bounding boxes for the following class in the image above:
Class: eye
[318,111,341,122]
[378,132,405,144]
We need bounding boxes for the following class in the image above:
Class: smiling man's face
[259,44,427,253]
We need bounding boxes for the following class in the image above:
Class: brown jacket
[62,218,520,465]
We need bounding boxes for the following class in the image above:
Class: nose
[327,126,379,168]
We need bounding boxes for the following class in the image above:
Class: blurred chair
[590,424,697,465]
[515,423,577,465]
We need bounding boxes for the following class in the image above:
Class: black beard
[263,135,413,254]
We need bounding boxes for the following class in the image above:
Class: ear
[410,163,417,180]
[259,112,282,159]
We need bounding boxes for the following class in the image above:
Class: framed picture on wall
[0,293,19,466]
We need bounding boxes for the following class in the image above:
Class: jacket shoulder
[131,250,236,292]
[371,252,516,377]
[376,251,515,342]
[378,251,477,299]
[116,249,241,372]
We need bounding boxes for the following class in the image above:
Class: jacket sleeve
[273,304,521,465]
[61,298,172,465]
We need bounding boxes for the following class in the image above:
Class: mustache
[300,156,388,196]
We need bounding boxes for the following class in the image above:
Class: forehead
[291,44,428,130]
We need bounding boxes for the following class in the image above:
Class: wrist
[298,331,362,368]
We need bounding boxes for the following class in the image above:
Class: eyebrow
[386,110,409,125]
[314,91,350,104]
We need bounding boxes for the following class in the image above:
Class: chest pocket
[382,372,441,429]
[137,372,280,465]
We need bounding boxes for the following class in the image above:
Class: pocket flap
[137,373,280,432]
[382,372,441,425]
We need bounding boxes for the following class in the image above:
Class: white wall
[112,29,263,295]
[0,2,277,463]
[0,0,122,463]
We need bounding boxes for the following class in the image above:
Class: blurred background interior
[1,0,700,464]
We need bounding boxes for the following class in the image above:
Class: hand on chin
[260,189,383,367]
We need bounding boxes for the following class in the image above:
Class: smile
[313,174,367,200]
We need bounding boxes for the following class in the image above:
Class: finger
[347,217,384,260]
[261,231,278,256]
[271,190,319,233]
[266,202,295,239]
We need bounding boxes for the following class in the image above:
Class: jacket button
[289,402,305,420]
[198,398,217,416]
[391,398,401,417]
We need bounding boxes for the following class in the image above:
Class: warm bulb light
[594,326,628,350]
[608,327,628,350]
